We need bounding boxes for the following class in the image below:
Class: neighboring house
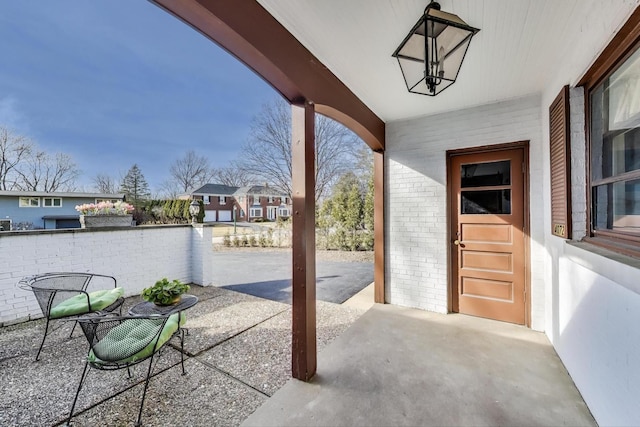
[0,191,125,230]
[235,185,291,222]
[191,183,291,222]
[190,184,238,222]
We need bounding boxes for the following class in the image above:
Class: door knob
[453,239,460,246]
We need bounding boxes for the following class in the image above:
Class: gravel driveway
[211,248,373,304]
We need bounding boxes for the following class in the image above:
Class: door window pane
[461,161,510,188]
[462,190,511,214]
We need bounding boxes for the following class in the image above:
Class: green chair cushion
[88,313,186,365]
[50,287,124,319]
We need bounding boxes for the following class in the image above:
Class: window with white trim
[43,197,62,207]
[268,196,274,203]
[19,197,39,207]
[253,196,260,205]
[278,206,290,217]
[204,196,210,205]
[219,196,226,204]
[250,207,262,218]
[96,198,119,203]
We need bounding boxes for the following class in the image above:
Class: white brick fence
[0,224,213,326]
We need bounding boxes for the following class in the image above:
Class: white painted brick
[0,225,214,324]
[386,94,544,325]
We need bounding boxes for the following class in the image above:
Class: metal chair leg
[180,328,186,375]
[67,361,90,426]
[135,355,156,427]
[35,317,52,362]
[68,320,78,339]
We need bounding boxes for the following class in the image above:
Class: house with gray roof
[0,191,125,231]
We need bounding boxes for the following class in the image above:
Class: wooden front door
[450,146,527,325]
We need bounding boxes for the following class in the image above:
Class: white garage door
[217,210,232,222]
[203,210,216,222]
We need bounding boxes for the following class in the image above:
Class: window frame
[582,8,640,256]
[43,197,62,207]
[278,206,290,217]
[249,207,262,218]
[218,196,226,205]
[19,197,40,208]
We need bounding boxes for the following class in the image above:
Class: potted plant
[75,201,135,228]
[141,278,190,306]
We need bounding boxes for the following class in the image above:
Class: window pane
[461,190,511,214]
[20,197,39,207]
[591,47,640,181]
[593,179,640,233]
[461,160,510,187]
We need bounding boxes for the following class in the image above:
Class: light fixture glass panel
[425,20,447,38]
[398,34,425,60]
[441,38,469,80]
[397,57,424,90]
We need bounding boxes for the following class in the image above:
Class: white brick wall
[0,225,213,325]
[569,87,588,241]
[386,95,545,327]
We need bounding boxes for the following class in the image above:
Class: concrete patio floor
[0,286,365,426]
[243,304,596,427]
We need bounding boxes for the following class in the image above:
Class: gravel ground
[0,286,367,427]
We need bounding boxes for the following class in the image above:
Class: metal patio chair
[18,272,125,361]
[67,311,186,427]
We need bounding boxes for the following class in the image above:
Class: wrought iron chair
[18,272,125,361]
[67,311,186,427]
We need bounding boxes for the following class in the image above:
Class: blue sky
[0,1,276,193]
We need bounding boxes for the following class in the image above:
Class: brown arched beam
[150,0,385,152]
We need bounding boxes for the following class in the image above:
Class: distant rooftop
[192,184,287,197]
[191,184,238,196]
[0,191,124,199]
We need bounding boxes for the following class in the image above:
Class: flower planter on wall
[80,215,133,228]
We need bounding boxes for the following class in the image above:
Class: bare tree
[16,151,80,192]
[92,173,118,194]
[169,150,214,193]
[212,162,252,187]
[0,126,32,190]
[158,179,181,199]
[239,97,360,201]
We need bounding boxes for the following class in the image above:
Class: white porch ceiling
[258,0,639,122]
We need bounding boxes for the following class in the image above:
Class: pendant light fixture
[392,1,480,96]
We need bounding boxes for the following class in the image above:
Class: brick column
[191,224,213,286]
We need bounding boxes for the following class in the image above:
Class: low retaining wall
[0,224,213,325]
